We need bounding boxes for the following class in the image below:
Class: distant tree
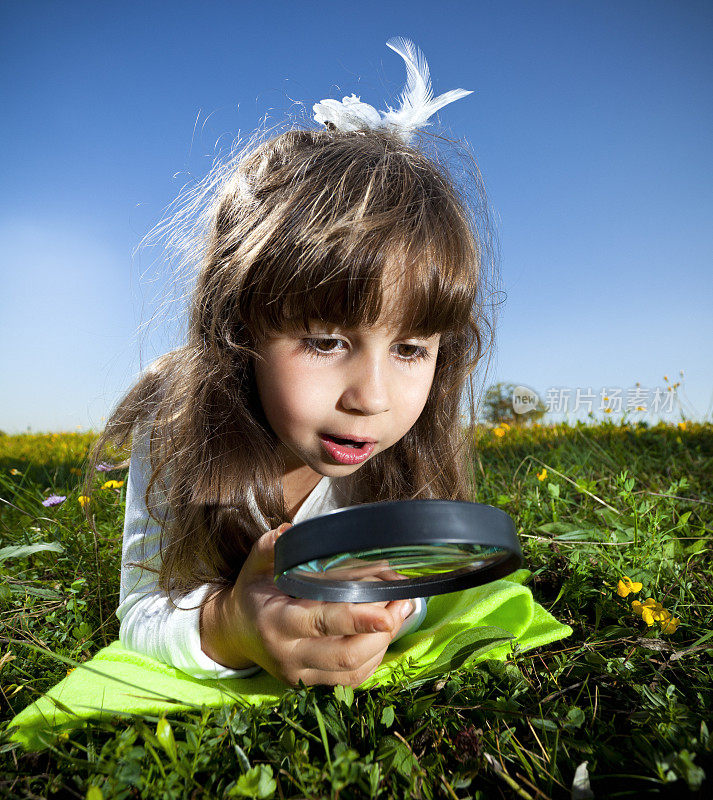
[481,382,547,426]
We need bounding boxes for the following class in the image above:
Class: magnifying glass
[274,499,523,602]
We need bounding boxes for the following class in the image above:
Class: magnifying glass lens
[281,543,509,585]
[273,500,523,602]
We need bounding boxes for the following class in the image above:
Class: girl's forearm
[200,585,256,669]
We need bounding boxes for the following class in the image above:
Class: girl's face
[253,301,441,480]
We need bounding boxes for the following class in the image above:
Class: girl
[87,38,498,688]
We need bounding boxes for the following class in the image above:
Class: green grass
[0,420,711,799]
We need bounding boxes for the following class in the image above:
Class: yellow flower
[603,396,609,402]
[631,598,670,626]
[66,667,76,676]
[536,468,548,481]
[493,427,505,438]
[10,468,21,476]
[659,616,680,635]
[604,408,612,414]
[500,422,511,430]
[101,480,124,490]
[635,406,645,411]
[663,375,669,382]
[78,496,91,507]
[617,576,643,597]
[678,422,687,431]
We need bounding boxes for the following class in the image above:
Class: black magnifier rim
[274,499,523,602]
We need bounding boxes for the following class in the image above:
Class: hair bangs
[242,188,477,344]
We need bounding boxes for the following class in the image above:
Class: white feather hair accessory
[313,37,473,145]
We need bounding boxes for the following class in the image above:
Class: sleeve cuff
[167,585,263,680]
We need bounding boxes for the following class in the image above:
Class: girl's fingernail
[400,601,414,619]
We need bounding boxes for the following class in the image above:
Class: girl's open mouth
[319,434,376,465]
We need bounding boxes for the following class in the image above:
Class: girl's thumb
[251,522,291,564]
[249,523,292,569]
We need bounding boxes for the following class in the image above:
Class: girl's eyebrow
[299,321,437,340]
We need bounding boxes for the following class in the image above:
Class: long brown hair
[87,123,501,608]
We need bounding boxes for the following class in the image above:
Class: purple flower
[95,462,115,472]
[42,495,67,507]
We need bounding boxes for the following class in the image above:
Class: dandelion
[500,422,511,430]
[78,496,91,508]
[635,406,645,411]
[604,408,612,414]
[616,576,642,597]
[66,667,76,676]
[537,468,548,481]
[493,427,505,438]
[101,480,124,490]
[678,422,687,431]
[42,495,66,508]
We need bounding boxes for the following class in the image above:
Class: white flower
[313,94,383,133]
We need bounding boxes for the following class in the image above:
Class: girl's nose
[338,353,390,415]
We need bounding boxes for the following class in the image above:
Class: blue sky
[2,0,711,432]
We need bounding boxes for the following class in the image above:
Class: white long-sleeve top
[116,427,428,680]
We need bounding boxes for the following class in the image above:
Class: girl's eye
[300,338,431,363]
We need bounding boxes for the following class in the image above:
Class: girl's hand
[203,524,414,687]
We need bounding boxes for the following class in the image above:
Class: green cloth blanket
[6,569,572,751]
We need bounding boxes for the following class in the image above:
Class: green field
[1,421,711,799]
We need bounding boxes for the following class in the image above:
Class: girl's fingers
[295,642,390,686]
[317,560,394,581]
[244,526,287,573]
[372,567,410,581]
[293,631,392,672]
[386,597,415,622]
[281,597,411,638]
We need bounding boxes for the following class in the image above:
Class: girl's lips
[319,434,376,465]
[324,432,377,444]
